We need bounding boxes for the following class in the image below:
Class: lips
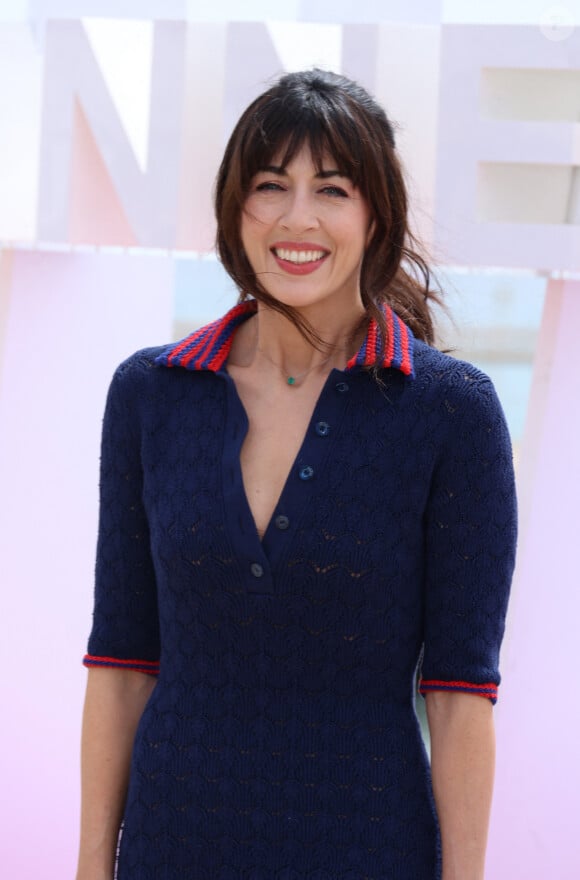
[270,243,330,275]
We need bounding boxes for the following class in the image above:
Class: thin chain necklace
[256,345,335,386]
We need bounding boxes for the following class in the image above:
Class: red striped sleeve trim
[419,679,498,703]
[83,654,160,676]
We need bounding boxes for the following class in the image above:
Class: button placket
[221,373,273,594]
[258,369,354,575]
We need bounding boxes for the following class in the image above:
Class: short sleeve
[419,372,517,704]
[83,358,160,676]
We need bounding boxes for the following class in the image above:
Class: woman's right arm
[76,667,156,880]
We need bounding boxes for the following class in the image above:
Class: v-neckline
[227,371,329,542]
[219,368,354,592]
[232,368,334,542]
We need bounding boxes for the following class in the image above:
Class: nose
[279,189,319,232]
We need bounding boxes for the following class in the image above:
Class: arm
[76,667,156,880]
[426,691,495,880]
[420,371,517,875]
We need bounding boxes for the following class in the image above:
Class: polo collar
[155,300,414,377]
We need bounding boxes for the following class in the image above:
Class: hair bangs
[240,92,366,188]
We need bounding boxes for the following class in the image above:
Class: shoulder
[403,339,511,454]
[106,345,167,397]
[103,343,190,422]
[412,337,488,388]
[411,338,501,409]
[114,344,169,377]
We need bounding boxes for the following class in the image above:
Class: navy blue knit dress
[84,301,517,879]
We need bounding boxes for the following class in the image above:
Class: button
[250,562,264,578]
[275,515,290,530]
[299,465,314,481]
[315,420,330,437]
[335,381,349,393]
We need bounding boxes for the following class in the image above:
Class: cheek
[240,216,268,273]
[240,210,260,252]
[241,214,271,264]
[242,196,278,229]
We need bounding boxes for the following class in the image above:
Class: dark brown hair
[215,68,440,360]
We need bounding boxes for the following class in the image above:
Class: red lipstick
[270,242,329,276]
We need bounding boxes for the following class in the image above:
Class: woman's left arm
[426,691,495,880]
[420,368,517,877]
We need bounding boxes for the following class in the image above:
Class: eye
[320,185,348,198]
[255,181,285,192]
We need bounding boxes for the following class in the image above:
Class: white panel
[0,24,42,241]
[375,24,441,251]
[435,23,580,269]
[28,0,187,21]
[477,163,574,223]
[186,0,300,20]
[481,68,580,121]
[266,21,341,73]
[82,17,153,171]
[301,0,443,25]
[37,20,186,247]
[443,0,580,26]
[0,0,29,20]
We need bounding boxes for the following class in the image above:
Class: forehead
[265,142,342,173]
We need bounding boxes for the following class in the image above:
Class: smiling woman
[77,69,517,880]
[240,146,372,312]
[216,69,440,355]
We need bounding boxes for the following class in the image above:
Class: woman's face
[241,143,373,313]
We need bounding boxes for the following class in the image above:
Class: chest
[233,377,327,539]
[140,370,433,594]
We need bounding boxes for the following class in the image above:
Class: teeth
[274,248,326,264]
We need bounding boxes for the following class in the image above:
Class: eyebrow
[260,165,348,179]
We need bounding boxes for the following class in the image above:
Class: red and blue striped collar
[155,300,414,377]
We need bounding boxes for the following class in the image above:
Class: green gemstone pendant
[287,376,296,385]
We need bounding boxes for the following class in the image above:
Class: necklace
[256,345,334,386]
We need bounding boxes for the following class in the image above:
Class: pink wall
[487,280,580,879]
[0,250,173,877]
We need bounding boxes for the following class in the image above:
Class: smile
[272,247,329,264]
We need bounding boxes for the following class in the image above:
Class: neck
[252,301,366,374]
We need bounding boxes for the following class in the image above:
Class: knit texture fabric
[85,305,517,880]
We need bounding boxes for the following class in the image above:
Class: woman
[77,69,517,880]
